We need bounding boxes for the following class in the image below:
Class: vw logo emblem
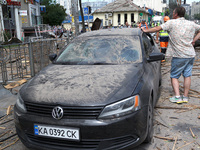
[52,106,64,119]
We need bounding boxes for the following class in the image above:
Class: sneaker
[179,95,188,103]
[169,96,182,103]
[161,60,165,63]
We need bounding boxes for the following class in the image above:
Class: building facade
[181,4,191,16]
[56,0,70,15]
[93,0,148,27]
[132,0,166,13]
[64,0,71,15]
[191,1,200,18]
[82,1,108,14]
[0,0,41,41]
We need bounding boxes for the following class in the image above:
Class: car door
[143,33,160,73]
[142,33,160,103]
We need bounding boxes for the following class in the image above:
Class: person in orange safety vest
[156,16,170,62]
[139,19,148,29]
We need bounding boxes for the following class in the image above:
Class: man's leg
[160,42,167,62]
[170,57,182,103]
[183,77,191,97]
[182,57,195,102]
[171,78,180,96]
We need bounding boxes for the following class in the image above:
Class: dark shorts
[161,48,166,54]
[170,57,195,79]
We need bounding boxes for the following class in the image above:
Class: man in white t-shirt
[141,6,200,104]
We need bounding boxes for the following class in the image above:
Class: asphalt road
[0,49,200,150]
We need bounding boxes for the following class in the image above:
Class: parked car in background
[14,28,164,150]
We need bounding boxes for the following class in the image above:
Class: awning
[148,9,153,15]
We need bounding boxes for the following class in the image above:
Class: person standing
[157,21,160,26]
[151,21,155,28]
[139,19,148,29]
[156,16,170,62]
[124,22,130,28]
[141,6,200,104]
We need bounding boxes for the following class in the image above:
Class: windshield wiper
[55,62,115,65]
[93,62,114,65]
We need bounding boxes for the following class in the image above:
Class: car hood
[20,64,144,106]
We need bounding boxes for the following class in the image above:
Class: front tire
[159,64,162,86]
[144,96,153,143]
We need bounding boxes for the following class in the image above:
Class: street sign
[84,7,88,15]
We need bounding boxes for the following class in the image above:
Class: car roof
[78,28,142,37]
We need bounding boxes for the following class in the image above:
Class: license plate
[34,124,80,140]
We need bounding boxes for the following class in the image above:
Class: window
[124,14,127,24]
[109,19,112,25]
[118,14,121,25]
[2,5,12,18]
[31,8,37,26]
[142,34,153,57]
[131,13,134,23]
[56,36,142,64]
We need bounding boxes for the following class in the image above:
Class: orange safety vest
[139,22,148,29]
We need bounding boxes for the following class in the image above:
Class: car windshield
[56,36,142,65]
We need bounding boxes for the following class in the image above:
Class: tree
[194,13,200,20]
[79,0,86,32]
[164,9,170,16]
[185,14,189,20]
[41,0,67,26]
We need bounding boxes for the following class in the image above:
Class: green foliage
[41,0,67,26]
[194,13,200,20]
[3,30,11,42]
[165,9,170,16]
[185,14,189,20]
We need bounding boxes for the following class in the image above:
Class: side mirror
[49,54,57,62]
[147,52,165,62]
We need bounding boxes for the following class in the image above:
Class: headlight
[16,93,27,113]
[98,95,141,119]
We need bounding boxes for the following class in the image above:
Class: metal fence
[0,37,71,84]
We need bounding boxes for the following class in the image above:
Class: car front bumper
[14,105,148,150]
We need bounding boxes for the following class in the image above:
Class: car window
[142,34,153,57]
[56,36,142,65]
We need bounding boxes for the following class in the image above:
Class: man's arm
[141,26,162,33]
[192,31,200,45]
[156,32,159,44]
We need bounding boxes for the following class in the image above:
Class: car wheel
[144,96,153,143]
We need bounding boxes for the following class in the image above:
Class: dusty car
[14,28,164,150]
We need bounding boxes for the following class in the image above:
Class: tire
[159,73,162,86]
[144,96,153,143]
[159,64,162,86]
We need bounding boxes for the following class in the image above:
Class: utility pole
[0,5,4,42]
[87,6,90,32]
[71,0,79,37]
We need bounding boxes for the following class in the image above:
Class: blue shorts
[170,57,195,79]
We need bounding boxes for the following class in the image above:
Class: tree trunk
[79,0,86,33]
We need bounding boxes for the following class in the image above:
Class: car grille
[26,133,100,150]
[26,133,138,150]
[109,135,138,149]
[24,102,104,119]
